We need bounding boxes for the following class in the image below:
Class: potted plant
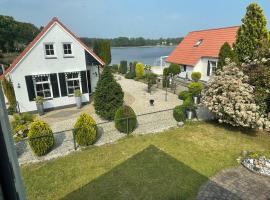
[74,89,82,109]
[35,96,44,116]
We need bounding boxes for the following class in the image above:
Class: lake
[111,46,175,66]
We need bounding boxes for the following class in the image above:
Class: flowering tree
[202,61,269,129]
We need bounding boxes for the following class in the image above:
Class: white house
[2,17,105,112]
[166,26,239,82]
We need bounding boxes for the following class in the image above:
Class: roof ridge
[189,25,240,33]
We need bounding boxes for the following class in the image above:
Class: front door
[89,65,99,93]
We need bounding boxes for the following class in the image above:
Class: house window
[44,43,55,57]
[66,72,80,95]
[63,43,72,56]
[194,39,203,47]
[33,75,52,99]
[207,61,217,76]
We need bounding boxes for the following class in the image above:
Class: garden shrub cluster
[114,105,137,134]
[28,120,55,156]
[94,66,124,120]
[74,113,97,146]
[11,112,35,139]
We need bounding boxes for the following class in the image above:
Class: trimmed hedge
[173,105,186,122]
[114,105,137,134]
[178,91,191,100]
[74,113,97,146]
[28,120,55,156]
[119,60,128,74]
[135,63,144,78]
[125,71,136,79]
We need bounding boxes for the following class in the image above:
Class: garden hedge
[74,113,97,146]
[114,105,137,134]
[173,105,186,122]
[28,120,55,156]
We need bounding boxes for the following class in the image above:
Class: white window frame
[210,61,217,76]
[65,72,81,96]
[62,42,74,57]
[44,43,57,58]
[33,75,53,99]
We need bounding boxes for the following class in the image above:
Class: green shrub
[114,105,137,134]
[111,64,118,73]
[191,72,202,82]
[28,120,55,156]
[135,62,144,77]
[11,113,35,138]
[74,89,82,97]
[74,113,97,146]
[7,105,16,115]
[168,63,181,75]
[182,96,195,111]
[125,71,136,79]
[188,82,204,96]
[119,60,128,74]
[178,91,191,100]
[2,77,16,109]
[173,105,186,122]
[94,67,124,120]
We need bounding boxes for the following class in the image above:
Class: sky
[0,0,270,39]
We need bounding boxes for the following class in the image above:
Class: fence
[15,108,175,165]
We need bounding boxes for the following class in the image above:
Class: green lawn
[21,122,270,200]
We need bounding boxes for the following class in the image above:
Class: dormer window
[63,43,73,57]
[194,39,203,47]
[44,43,56,58]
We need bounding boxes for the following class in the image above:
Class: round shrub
[178,91,191,100]
[188,82,204,96]
[28,120,55,156]
[114,105,137,134]
[74,113,97,146]
[191,72,202,82]
[173,105,186,122]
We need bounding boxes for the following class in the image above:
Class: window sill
[45,56,57,59]
[63,55,74,58]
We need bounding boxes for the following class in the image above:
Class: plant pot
[186,110,193,120]
[75,96,82,109]
[149,99,154,106]
[193,96,198,104]
[36,103,44,116]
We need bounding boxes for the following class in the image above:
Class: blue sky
[0,0,269,38]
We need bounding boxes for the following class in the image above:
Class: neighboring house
[2,17,104,112]
[166,26,239,81]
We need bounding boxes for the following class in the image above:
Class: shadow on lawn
[60,145,241,200]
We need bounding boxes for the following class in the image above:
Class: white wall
[9,22,90,112]
[193,57,218,81]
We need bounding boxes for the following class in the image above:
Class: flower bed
[242,157,270,176]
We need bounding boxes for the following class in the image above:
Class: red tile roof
[2,17,105,78]
[166,26,239,66]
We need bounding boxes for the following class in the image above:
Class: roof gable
[3,17,104,76]
[166,26,239,66]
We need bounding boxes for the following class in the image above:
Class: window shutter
[50,73,60,98]
[58,73,67,97]
[207,61,211,76]
[80,71,88,94]
[25,76,35,101]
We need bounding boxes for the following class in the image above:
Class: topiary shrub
[191,72,202,82]
[119,60,128,74]
[135,62,144,78]
[28,120,55,156]
[173,105,186,122]
[114,105,137,134]
[188,82,204,96]
[94,66,124,120]
[125,71,136,79]
[74,113,97,146]
[178,91,191,100]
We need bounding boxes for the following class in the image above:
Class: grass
[21,121,270,200]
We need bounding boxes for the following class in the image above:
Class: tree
[234,3,269,62]
[94,67,124,120]
[2,77,16,111]
[202,62,269,129]
[168,63,181,93]
[217,42,236,70]
[145,72,157,93]
[93,40,111,65]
